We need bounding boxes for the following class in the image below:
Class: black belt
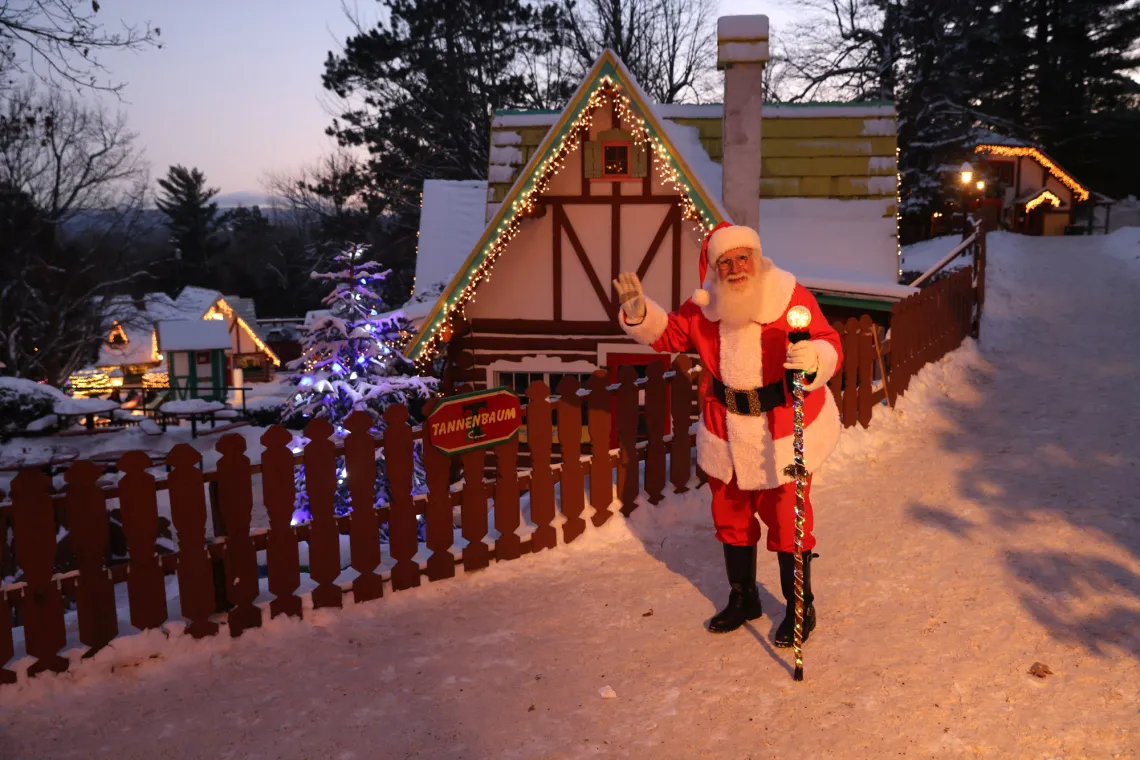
[711,377,786,416]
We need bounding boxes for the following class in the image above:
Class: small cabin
[972,132,1091,236]
[89,287,280,387]
[401,15,912,390]
[157,320,231,401]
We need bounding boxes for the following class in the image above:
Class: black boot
[774,551,817,647]
[707,544,763,633]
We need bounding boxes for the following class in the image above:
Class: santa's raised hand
[613,272,646,323]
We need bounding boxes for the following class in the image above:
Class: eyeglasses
[715,253,752,273]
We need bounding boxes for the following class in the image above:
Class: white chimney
[718,15,770,232]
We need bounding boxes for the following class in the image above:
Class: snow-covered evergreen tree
[284,242,436,525]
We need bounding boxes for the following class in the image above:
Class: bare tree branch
[0,0,161,95]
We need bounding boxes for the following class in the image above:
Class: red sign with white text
[427,388,523,456]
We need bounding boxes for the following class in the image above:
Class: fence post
[10,470,67,676]
[527,381,557,551]
[0,509,15,685]
[64,460,118,655]
[493,434,522,562]
[644,363,667,505]
[304,418,343,610]
[616,366,640,515]
[857,315,876,428]
[587,373,614,527]
[166,445,221,638]
[117,451,169,632]
[420,402,455,582]
[556,376,586,544]
[216,435,262,636]
[460,435,490,572]
[669,356,693,494]
[842,317,859,427]
[382,406,420,591]
[346,409,385,599]
[260,426,303,619]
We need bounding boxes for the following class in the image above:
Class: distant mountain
[214,191,288,209]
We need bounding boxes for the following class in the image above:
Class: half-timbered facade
[404,17,913,391]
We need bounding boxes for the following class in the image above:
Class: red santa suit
[620,226,843,553]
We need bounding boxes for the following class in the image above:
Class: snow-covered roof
[411,179,490,306]
[970,128,1031,148]
[156,320,231,352]
[224,296,262,338]
[493,101,898,128]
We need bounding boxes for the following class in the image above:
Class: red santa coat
[621,265,843,490]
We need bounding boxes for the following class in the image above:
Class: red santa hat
[692,222,764,307]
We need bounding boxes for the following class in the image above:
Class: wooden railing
[0,234,987,684]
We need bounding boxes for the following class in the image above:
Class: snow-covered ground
[3,230,1140,758]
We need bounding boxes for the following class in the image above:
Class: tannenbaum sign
[427,388,522,455]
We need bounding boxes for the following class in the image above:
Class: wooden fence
[0,232,986,685]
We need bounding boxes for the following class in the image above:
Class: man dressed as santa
[613,222,843,645]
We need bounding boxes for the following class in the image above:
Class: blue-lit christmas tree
[284,242,436,525]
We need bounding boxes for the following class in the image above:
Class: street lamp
[959,162,975,238]
[959,161,974,185]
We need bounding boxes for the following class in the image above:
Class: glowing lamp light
[959,162,974,185]
[787,305,812,330]
[332,362,343,373]
[299,376,314,387]
[976,180,985,191]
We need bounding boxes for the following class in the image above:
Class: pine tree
[284,242,436,524]
[155,165,229,280]
[321,0,564,290]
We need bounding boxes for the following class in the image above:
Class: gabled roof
[405,49,728,363]
[156,320,231,351]
[973,142,1090,202]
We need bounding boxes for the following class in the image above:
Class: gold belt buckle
[725,387,763,415]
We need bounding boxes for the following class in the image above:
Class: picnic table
[158,399,230,439]
[53,397,122,431]
[0,445,79,474]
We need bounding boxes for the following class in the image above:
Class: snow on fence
[0,236,985,686]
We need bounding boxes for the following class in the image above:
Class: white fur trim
[804,339,839,391]
[700,265,797,325]
[692,288,710,306]
[695,418,733,484]
[697,390,843,490]
[718,322,763,388]
[619,296,669,346]
[708,225,762,262]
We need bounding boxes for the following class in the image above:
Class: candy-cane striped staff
[785,304,813,681]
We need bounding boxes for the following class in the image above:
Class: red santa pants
[708,474,816,552]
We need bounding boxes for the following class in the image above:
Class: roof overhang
[974,144,1090,202]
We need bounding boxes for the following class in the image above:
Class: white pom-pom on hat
[692,287,710,306]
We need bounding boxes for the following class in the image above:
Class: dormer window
[584,128,647,181]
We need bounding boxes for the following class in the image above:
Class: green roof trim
[813,292,897,312]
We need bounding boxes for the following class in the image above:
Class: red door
[606,352,672,447]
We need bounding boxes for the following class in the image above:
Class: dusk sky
[97,0,799,198]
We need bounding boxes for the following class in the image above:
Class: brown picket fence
[0,234,985,685]
[0,358,706,684]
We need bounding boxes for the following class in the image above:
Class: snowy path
[3,232,1140,758]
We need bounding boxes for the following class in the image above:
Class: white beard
[709,275,758,328]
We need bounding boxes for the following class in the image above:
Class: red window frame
[593,140,638,182]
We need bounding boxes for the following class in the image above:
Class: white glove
[784,341,819,374]
[612,272,646,323]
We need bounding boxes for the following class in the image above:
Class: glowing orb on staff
[787,305,812,330]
